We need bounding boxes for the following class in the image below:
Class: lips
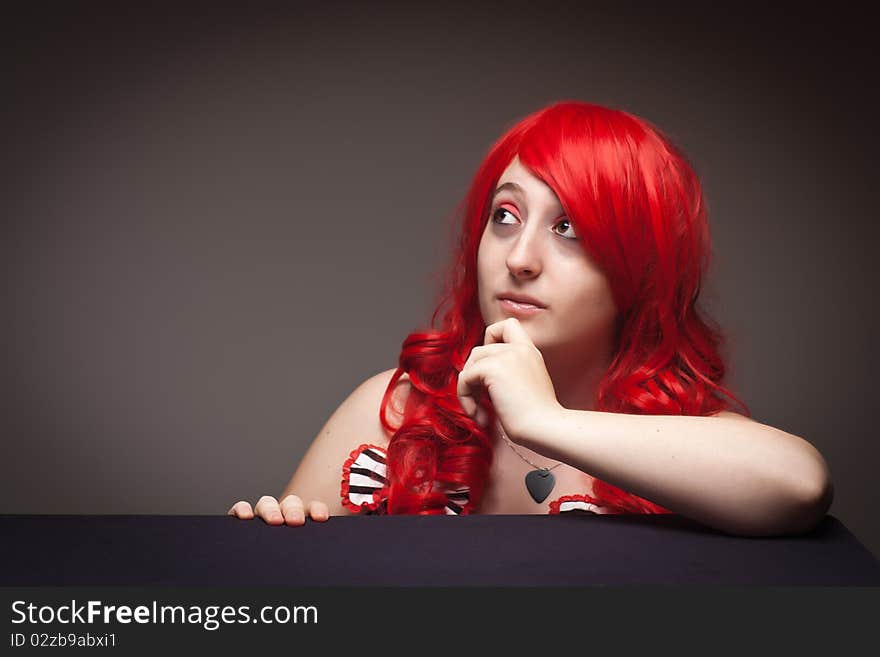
[496,293,547,308]
[498,297,546,317]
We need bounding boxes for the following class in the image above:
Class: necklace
[496,421,562,504]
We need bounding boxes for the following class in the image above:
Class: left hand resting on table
[456,317,562,444]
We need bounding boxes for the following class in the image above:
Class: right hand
[227,495,330,526]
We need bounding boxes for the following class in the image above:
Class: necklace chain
[496,421,562,473]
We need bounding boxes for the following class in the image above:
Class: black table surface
[2,513,878,587]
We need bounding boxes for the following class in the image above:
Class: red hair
[378,101,750,515]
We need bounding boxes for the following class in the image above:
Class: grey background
[3,3,877,557]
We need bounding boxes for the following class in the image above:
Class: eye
[491,207,518,225]
[553,218,577,239]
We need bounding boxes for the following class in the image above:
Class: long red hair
[378,101,750,515]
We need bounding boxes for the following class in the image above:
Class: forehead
[495,157,562,208]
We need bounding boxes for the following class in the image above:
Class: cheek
[559,276,617,332]
[476,236,493,295]
[476,245,492,320]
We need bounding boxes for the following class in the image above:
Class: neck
[539,339,614,412]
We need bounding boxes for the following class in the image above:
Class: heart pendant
[524,469,556,503]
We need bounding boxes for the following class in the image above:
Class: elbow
[721,446,835,538]
[769,476,834,537]
[793,454,834,531]
[719,485,833,538]
[767,446,835,536]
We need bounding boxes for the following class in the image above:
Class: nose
[505,224,544,279]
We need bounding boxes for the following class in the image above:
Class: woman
[229,101,833,535]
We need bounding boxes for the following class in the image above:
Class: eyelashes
[490,207,577,240]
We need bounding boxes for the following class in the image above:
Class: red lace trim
[548,490,674,515]
[548,493,619,515]
[340,443,389,514]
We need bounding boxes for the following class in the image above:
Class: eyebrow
[492,181,565,214]
[492,182,524,198]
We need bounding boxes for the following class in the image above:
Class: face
[477,157,619,361]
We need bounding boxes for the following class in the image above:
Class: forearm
[521,408,834,536]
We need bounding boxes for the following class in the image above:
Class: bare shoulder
[353,367,413,442]
[279,367,410,512]
[313,367,407,451]
[709,410,755,422]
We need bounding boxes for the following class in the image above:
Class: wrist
[515,401,567,450]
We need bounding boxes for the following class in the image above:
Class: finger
[308,501,330,522]
[459,394,478,418]
[484,317,533,346]
[473,404,489,429]
[457,360,489,420]
[457,359,490,397]
[227,501,254,519]
[458,347,487,417]
[458,394,489,428]
[463,343,508,367]
[279,494,306,526]
[254,495,284,526]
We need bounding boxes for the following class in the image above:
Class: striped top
[340,443,619,516]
